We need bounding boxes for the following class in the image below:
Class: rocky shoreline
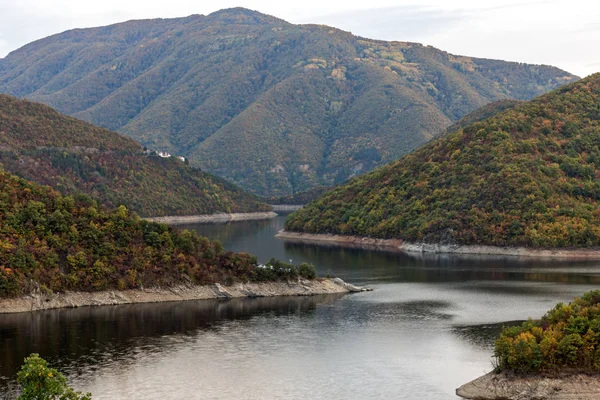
[275,230,600,259]
[0,278,370,314]
[146,211,277,225]
[456,371,600,399]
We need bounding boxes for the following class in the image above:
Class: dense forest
[495,290,600,373]
[0,94,270,217]
[286,74,600,248]
[0,8,577,196]
[0,168,315,298]
[442,99,523,136]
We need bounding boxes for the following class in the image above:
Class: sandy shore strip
[275,230,600,259]
[456,371,600,399]
[0,278,370,314]
[146,212,277,225]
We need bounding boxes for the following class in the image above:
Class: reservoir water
[2,215,600,399]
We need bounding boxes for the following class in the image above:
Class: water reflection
[189,216,600,286]
[396,300,455,321]
[452,321,524,351]
[0,295,344,398]
[179,218,274,246]
[281,242,600,283]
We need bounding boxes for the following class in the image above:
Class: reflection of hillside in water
[452,321,524,351]
[179,218,274,246]
[0,294,344,396]
[282,241,600,285]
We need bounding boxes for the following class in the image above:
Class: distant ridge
[0,8,578,196]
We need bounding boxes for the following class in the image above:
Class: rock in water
[332,278,372,292]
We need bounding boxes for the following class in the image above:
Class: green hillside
[285,74,600,248]
[0,8,577,196]
[0,168,259,297]
[0,94,269,217]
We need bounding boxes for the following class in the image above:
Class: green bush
[251,259,318,281]
[17,354,91,400]
[297,262,317,279]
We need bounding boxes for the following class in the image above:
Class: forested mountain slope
[0,8,577,196]
[285,74,600,248]
[0,168,260,297]
[0,94,269,217]
[443,99,523,135]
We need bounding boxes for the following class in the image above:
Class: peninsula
[457,290,600,399]
[0,168,368,314]
[284,74,600,256]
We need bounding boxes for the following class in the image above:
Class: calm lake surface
[3,214,600,399]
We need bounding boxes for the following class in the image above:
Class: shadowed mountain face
[0,8,578,196]
[286,74,600,248]
[0,94,270,217]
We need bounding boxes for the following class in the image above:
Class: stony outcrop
[0,278,370,314]
[456,371,600,400]
[332,278,371,293]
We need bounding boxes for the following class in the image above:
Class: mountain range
[0,8,578,196]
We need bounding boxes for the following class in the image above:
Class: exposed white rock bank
[276,230,600,259]
[146,212,277,225]
[0,278,371,314]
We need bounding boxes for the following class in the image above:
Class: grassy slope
[0,94,270,217]
[286,74,600,248]
[0,8,578,196]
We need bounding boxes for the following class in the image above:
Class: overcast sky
[0,0,597,77]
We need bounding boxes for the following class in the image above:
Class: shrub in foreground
[17,354,91,400]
